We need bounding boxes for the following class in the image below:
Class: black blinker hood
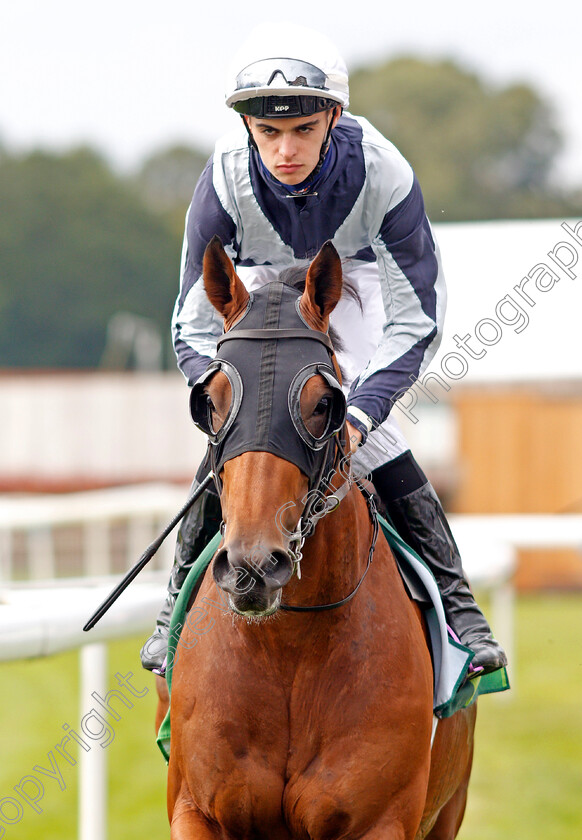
[190,281,346,481]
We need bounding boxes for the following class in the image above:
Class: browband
[216,328,335,353]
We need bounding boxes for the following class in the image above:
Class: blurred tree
[1,59,579,369]
[349,57,580,220]
[0,148,180,368]
[132,145,210,240]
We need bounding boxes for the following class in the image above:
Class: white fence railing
[0,484,190,840]
[1,485,581,839]
[0,576,166,840]
[0,483,190,583]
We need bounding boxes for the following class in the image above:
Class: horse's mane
[277,264,363,363]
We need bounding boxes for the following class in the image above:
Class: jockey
[141,23,507,677]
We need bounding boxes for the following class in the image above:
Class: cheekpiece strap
[301,473,353,536]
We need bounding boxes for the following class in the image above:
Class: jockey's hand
[346,421,362,453]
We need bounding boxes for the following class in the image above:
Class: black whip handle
[82,472,214,631]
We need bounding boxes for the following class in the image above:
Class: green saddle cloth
[156,519,509,762]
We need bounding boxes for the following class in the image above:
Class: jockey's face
[246,110,339,186]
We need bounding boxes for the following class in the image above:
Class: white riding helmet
[225,22,349,118]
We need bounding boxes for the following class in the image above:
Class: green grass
[0,637,168,839]
[1,594,580,839]
[460,592,582,839]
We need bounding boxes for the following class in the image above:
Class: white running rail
[0,483,189,840]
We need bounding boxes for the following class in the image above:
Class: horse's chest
[185,652,424,838]
[177,601,432,837]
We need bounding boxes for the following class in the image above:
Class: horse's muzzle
[212,543,294,616]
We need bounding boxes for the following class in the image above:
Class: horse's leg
[170,806,221,840]
[154,673,170,733]
[167,770,219,839]
[336,774,429,840]
[353,822,408,840]
[421,706,476,839]
[422,742,473,840]
[422,784,469,840]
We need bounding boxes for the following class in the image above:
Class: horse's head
[190,236,346,617]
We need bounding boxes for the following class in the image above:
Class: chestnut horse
[156,238,476,840]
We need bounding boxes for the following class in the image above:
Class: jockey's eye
[259,126,278,136]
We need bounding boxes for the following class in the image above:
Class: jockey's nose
[278,132,298,159]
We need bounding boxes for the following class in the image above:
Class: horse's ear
[203,236,249,325]
[300,241,343,328]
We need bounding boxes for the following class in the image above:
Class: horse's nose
[212,542,294,599]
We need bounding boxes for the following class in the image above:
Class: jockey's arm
[345,175,445,443]
[346,421,362,453]
[172,159,238,385]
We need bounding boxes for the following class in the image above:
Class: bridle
[190,281,379,613]
[280,447,380,613]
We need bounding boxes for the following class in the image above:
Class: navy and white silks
[172,113,447,474]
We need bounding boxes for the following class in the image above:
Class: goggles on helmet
[235,58,329,93]
[227,56,346,117]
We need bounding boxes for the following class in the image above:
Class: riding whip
[82,471,215,631]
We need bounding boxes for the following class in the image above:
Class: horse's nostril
[212,547,254,594]
[266,550,294,588]
[212,545,294,595]
[212,547,230,583]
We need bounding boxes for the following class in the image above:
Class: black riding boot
[140,484,222,673]
[372,453,507,675]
